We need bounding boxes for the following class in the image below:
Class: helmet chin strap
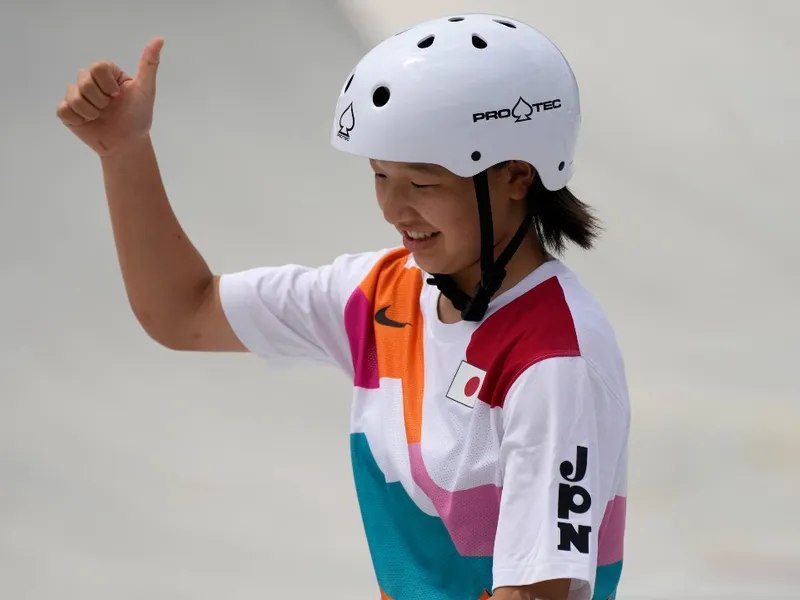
[426,170,535,322]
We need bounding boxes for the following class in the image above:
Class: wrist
[98,134,154,163]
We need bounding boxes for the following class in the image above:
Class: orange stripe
[361,254,488,599]
[358,249,425,444]
[378,586,393,600]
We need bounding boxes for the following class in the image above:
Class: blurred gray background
[1,1,798,598]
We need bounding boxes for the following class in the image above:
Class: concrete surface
[1,0,798,598]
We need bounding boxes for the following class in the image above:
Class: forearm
[101,135,213,344]
[492,578,571,600]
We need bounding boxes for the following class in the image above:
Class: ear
[506,161,536,201]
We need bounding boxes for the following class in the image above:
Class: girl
[57,13,630,600]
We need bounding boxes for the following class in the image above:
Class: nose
[379,183,417,226]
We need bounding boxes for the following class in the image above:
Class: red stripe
[466,276,580,408]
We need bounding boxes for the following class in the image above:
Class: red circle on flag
[463,376,481,398]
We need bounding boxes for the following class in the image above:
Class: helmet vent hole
[494,19,516,28]
[344,73,355,94]
[373,86,391,108]
[558,161,566,171]
[472,35,488,49]
[417,35,435,49]
[471,151,482,162]
[448,16,464,22]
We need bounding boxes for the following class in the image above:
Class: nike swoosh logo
[375,305,409,328]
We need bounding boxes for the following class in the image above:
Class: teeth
[406,231,435,240]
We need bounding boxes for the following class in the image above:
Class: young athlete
[56,13,630,600]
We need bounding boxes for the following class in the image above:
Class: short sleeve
[492,356,629,599]
[218,249,388,372]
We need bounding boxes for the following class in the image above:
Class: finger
[77,69,111,110]
[136,37,164,95]
[65,83,100,120]
[89,60,123,96]
[56,99,86,127]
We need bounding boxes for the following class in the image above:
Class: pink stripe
[597,495,626,566]
[408,443,501,557]
[344,288,379,389]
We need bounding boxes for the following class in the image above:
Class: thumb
[136,37,164,94]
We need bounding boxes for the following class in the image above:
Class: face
[370,159,535,280]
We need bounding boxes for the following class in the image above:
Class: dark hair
[527,173,602,254]
[492,161,602,254]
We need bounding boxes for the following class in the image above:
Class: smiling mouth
[403,231,440,240]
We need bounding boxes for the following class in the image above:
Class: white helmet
[330,13,582,321]
[330,13,581,191]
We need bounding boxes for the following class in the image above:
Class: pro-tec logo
[473,97,562,124]
[338,102,355,141]
[446,361,486,408]
[557,445,592,554]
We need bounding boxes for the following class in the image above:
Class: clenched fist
[57,37,164,157]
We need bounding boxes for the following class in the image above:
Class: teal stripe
[593,560,623,600]
[351,433,493,600]
[351,433,623,600]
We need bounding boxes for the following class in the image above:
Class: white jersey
[219,247,630,600]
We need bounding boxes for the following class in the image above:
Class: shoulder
[350,246,418,288]
[327,246,404,287]
[344,246,422,309]
[550,266,628,407]
[504,355,628,428]
[308,246,418,301]
[218,247,398,302]
[469,260,628,410]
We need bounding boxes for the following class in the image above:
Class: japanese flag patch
[446,360,487,408]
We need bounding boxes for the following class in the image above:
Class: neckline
[419,258,571,343]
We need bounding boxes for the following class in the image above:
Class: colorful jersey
[219,248,630,600]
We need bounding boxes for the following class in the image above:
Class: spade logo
[512,96,534,122]
[338,102,355,141]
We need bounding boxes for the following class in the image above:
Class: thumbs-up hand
[57,38,165,157]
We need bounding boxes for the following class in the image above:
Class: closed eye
[374,173,437,188]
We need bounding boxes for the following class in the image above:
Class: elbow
[145,329,190,352]
[131,305,189,351]
[128,277,219,352]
